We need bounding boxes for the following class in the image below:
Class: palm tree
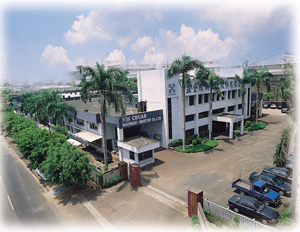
[168,55,204,150]
[249,66,273,123]
[273,125,291,167]
[235,69,251,117]
[197,69,227,140]
[77,62,133,166]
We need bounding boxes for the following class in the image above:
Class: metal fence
[203,198,269,230]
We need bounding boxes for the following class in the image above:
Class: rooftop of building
[122,136,158,149]
[65,98,138,116]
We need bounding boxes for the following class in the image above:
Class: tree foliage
[2,111,92,186]
[168,55,204,149]
[77,62,133,166]
[273,125,291,167]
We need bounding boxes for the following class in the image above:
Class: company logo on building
[168,83,176,95]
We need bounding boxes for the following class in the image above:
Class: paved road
[0,136,65,228]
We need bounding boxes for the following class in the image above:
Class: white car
[270,104,277,109]
[36,168,47,181]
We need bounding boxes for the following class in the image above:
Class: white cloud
[64,10,111,44]
[64,8,162,46]
[131,36,154,52]
[105,49,126,67]
[141,24,238,67]
[40,44,71,66]
[201,2,292,36]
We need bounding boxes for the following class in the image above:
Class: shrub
[245,120,252,128]
[96,171,104,186]
[234,131,240,136]
[203,208,229,227]
[244,122,266,131]
[169,139,183,147]
[192,138,202,146]
[201,138,208,144]
[175,139,218,153]
[105,176,122,187]
[191,215,200,226]
[278,206,293,226]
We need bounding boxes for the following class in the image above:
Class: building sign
[118,110,163,129]
[168,83,176,96]
[186,79,241,95]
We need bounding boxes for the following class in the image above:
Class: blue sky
[1,0,298,83]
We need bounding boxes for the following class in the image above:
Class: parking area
[142,108,292,213]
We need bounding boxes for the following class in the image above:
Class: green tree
[77,62,133,166]
[235,70,252,117]
[249,66,273,123]
[273,125,291,167]
[168,55,204,149]
[204,70,227,140]
[263,92,274,101]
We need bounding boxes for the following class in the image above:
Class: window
[198,94,202,104]
[198,125,208,138]
[77,119,84,126]
[130,151,135,160]
[90,123,98,130]
[189,95,195,106]
[232,90,235,99]
[238,90,241,98]
[228,105,235,112]
[212,93,215,102]
[198,111,208,119]
[185,129,194,137]
[185,114,195,122]
[213,108,224,114]
[228,91,231,99]
[238,104,242,109]
[222,92,225,100]
[216,94,220,101]
[204,94,209,103]
[138,150,153,161]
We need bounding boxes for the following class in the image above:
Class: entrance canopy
[212,113,244,139]
[74,131,102,143]
[67,138,82,146]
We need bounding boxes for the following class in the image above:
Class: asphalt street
[0,137,65,229]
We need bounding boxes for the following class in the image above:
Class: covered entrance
[212,113,244,139]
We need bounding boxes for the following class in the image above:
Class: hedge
[175,139,218,153]
[105,176,122,187]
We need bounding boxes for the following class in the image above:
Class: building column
[229,121,234,139]
[240,118,244,136]
[259,99,263,117]
[118,149,123,161]
[117,127,124,142]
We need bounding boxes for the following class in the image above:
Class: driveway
[142,109,293,212]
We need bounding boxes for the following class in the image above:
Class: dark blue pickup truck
[232,178,281,207]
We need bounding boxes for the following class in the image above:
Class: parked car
[95,149,112,164]
[277,105,283,109]
[270,104,277,109]
[36,168,47,181]
[249,172,291,197]
[232,178,281,206]
[228,195,280,225]
[285,152,293,170]
[263,166,292,184]
[263,104,269,109]
[281,108,288,113]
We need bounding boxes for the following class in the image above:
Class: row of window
[189,90,241,106]
[185,125,209,138]
[129,150,153,162]
[185,104,242,122]
[76,119,99,130]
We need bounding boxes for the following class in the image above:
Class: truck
[232,178,281,207]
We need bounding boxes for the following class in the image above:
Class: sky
[0,0,299,84]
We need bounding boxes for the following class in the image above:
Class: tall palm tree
[168,55,204,150]
[198,69,227,140]
[235,69,251,117]
[77,62,133,166]
[249,66,273,123]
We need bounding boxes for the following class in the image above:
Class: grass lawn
[175,139,218,153]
